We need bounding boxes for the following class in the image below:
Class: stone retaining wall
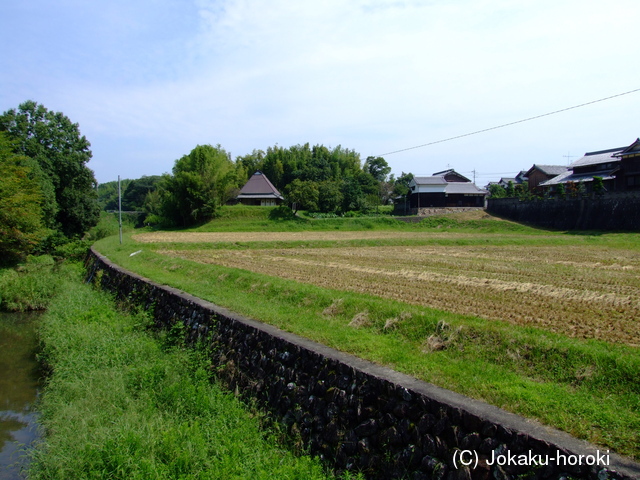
[85,248,640,480]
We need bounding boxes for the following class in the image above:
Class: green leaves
[0,101,100,240]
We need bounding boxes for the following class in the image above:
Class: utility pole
[118,175,123,245]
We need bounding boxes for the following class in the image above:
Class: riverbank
[0,259,350,479]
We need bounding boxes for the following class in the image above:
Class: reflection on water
[0,312,41,480]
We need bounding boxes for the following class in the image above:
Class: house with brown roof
[236,171,284,206]
[408,169,486,208]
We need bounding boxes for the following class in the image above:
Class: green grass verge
[94,220,640,460]
[29,265,351,480]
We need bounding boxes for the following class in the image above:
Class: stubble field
[134,230,640,347]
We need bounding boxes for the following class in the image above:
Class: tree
[505,181,516,198]
[0,101,100,238]
[0,132,46,261]
[592,176,605,195]
[121,175,162,211]
[283,179,318,213]
[364,156,391,182]
[488,184,506,198]
[318,181,344,213]
[161,144,237,226]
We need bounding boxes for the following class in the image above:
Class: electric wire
[376,88,640,157]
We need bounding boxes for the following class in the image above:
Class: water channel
[0,312,41,480]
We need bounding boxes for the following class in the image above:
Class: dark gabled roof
[237,171,283,200]
[526,164,568,176]
[432,169,471,182]
[614,138,640,158]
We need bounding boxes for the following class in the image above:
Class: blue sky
[2,0,639,186]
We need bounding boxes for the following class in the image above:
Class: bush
[0,256,60,311]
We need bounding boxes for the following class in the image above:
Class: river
[0,312,41,480]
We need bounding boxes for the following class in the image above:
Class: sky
[2,0,639,187]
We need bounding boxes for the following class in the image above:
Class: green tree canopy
[161,144,238,226]
[364,156,391,182]
[0,101,100,238]
[0,132,46,261]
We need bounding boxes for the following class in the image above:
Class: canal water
[0,312,41,480]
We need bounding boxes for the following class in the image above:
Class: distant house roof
[540,147,624,187]
[412,176,447,185]
[445,182,487,195]
[614,138,640,158]
[526,164,569,177]
[237,171,283,200]
[571,147,625,168]
[432,169,471,182]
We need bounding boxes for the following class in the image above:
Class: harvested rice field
[141,232,640,347]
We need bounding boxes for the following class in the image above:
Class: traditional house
[236,171,284,206]
[486,171,528,190]
[540,147,624,195]
[614,138,640,191]
[408,169,486,208]
[525,165,568,193]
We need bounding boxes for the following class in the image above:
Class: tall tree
[161,144,237,226]
[364,156,391,182]
[0,101,100,238]
[0,133,46,261]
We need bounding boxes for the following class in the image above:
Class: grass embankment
[94,206,640,460]
[15,262,346,480]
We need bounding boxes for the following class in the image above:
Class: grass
[0,256,61,312]
[93,208,640,460]
[29,265,351,480]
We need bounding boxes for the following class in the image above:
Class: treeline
[1,99,415,260]
[0,101,100,262]
[99,144,414,227]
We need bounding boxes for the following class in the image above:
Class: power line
[377,88,640,157]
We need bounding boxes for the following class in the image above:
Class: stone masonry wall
[85,249,640,480]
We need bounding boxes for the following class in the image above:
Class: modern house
[408,169,487,208]
[236,171,284,206]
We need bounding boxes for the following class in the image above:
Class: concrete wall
[487,194,640,231]
[85,249,640,480]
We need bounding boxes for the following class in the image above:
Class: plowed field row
[158,244,640,346]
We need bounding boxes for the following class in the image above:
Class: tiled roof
[413,176,447,185]
[528,165,568,176]
[445,183,487,195]
[540,169,618,186]
[571,147,624,168]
